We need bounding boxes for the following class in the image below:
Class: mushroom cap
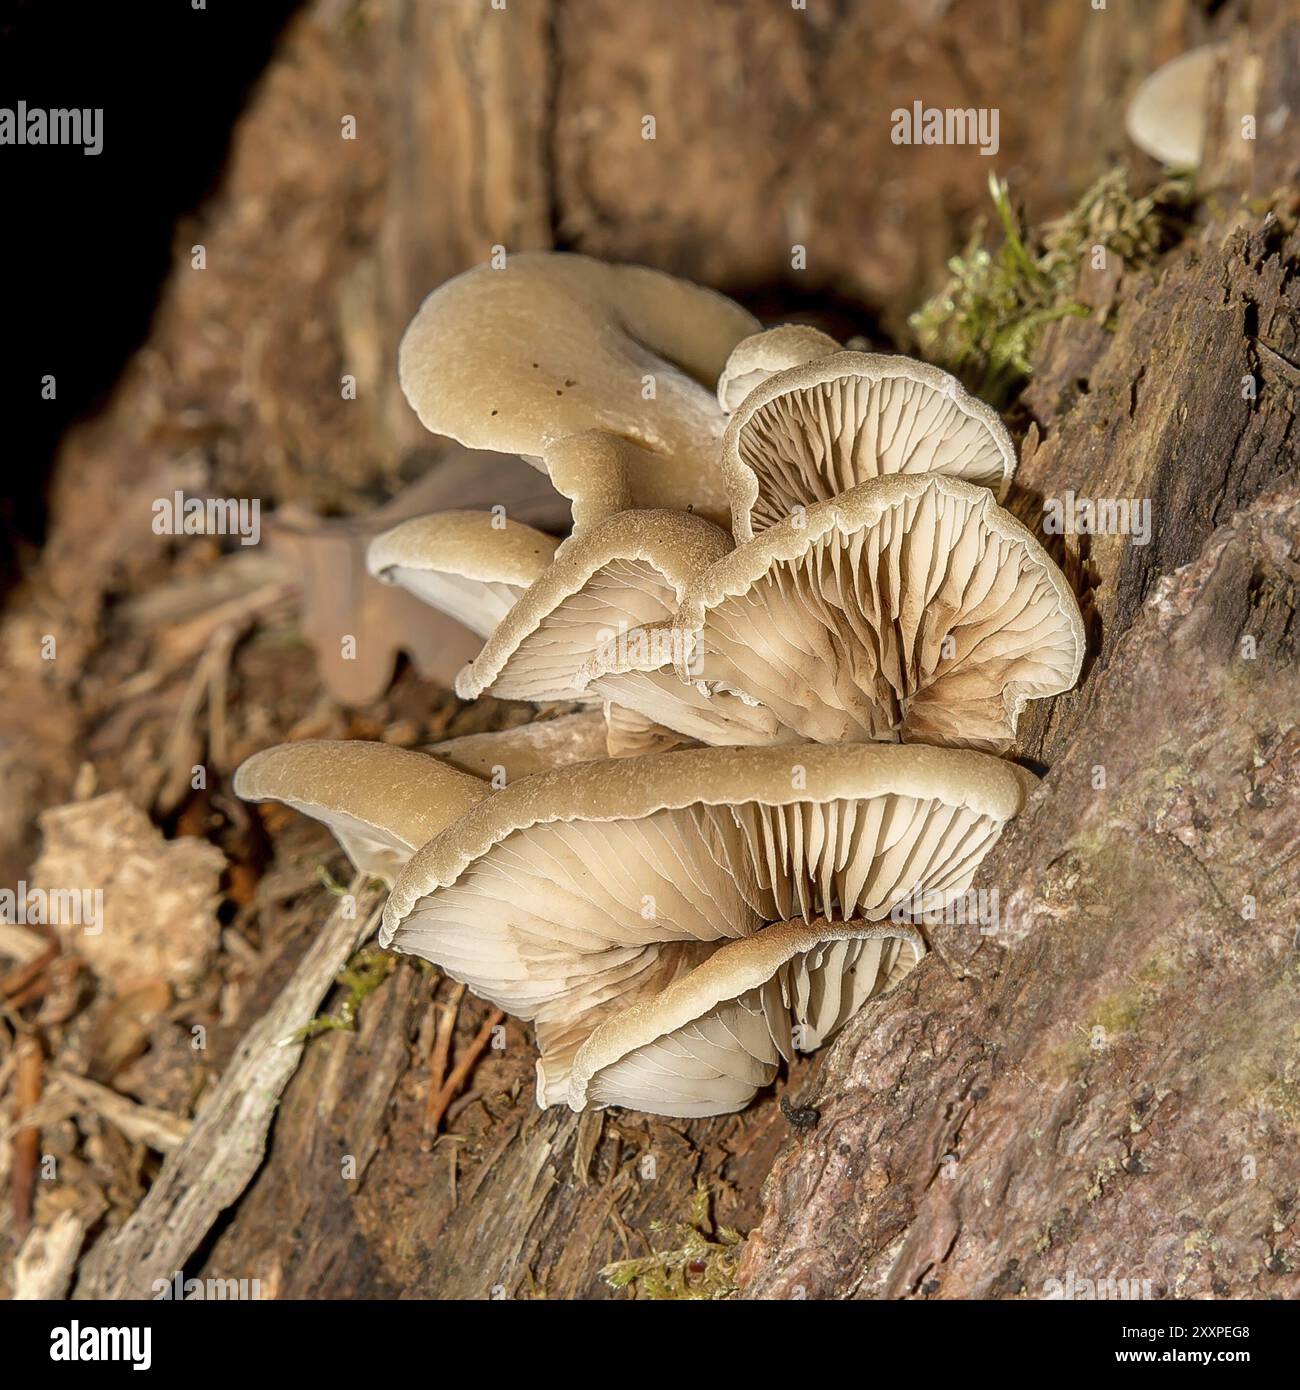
[381,742,1033,1089]
[366,510,560,639]
[716,324,842,414]
[233,740,489,883]
[723,350,1017,542]
[567,918,924,1116]
[455,507,731,703]
[1125,44,1224,168]
[424,712,614,782]
[398,252,759,528]
[654,472,1084,752]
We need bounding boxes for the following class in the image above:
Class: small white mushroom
[367,510,559,639]
[398,252,759,529]
[233,740,490,883]
[379,742,1034,1104]
[1125,43,1226,168]
[716,324,843,414]
[567,918,924,1116]
[724,350,1017,543]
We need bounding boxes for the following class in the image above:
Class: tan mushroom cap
[398,252,759,529]
[426,706,687,782]
[716,324,842,414]
[381,742,1033,1096]
[585,657,791,747]
[233,740,489,883]
[425,712,613,782]
[662,473,1084,752]
[1125,44,1224,168]
[455,507,731,704]
[567,918,924,1116]
[724,350,1017,542]
[366,510,560,639]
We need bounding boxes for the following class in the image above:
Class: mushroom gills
[569,919,925,1117]
[383,743,1028,1100]
[724,351,1015,542]
[669,474,1083,752]
[456,508,732,704]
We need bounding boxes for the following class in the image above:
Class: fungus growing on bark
[376,743,1034,1108]
[567,918,924,1116]
[723,351,1016,543]
[398,251,758,528]
[236,258,1088,1121]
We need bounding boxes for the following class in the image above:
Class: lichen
[600,1183,742,1300]
[909,169,1193,406]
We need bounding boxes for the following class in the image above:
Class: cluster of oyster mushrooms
[235,252,1084,1118]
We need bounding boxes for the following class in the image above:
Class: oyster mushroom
[453,508,732,704]
[378,742,1035,1106]
[1125,44,1226,168]
[590,473,1084,753]
[723,350,1017,543]
[398,252,759,529]
[233,739,489,883]
[367,510,559,639]
[567,918,924,1116]
[716,324,843,413]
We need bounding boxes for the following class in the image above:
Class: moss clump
[293,945,396,1043]
[600,1183,742,1300]
[909,169,1192,406]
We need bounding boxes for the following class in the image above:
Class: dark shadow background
[0,0,300,592]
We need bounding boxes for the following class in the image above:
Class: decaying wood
[75,879,384,1299]
[45,1071,191,1156]
[10,1038,42,1241]
[12,1211,85,1301]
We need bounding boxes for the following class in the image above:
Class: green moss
[909,170,1193,406]
[600,1183,742,1300]
[292,945,396,1043]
